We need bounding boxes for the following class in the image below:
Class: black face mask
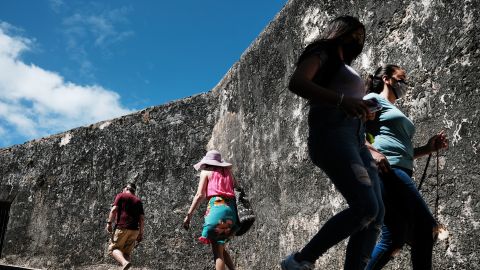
[342,42,363,63]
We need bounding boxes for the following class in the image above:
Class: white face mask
[392,80,408,99]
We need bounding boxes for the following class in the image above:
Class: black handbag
[234,186,255,236]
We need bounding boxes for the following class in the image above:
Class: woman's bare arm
[183,170,209,229]
[289,54,371,119]
[365,139,391,173]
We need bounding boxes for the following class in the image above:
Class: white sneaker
[280,253,314,270]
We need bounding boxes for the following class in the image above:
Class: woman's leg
[223,247,235,270]
[297,112,382,269]
[211,243,226,270]
[366,223,407,270]
[410,225,435,270]
[366,170,411,270]
[344,146,385,269]
[390,168,437,270]
[296,145,382,269]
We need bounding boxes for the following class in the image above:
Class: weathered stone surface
[0,93,220,269]
[1,0,479,269]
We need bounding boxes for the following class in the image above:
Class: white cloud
[67,13,133,47]
[0,22,31,57]
[49,0,66,13]
[0,24,133,147]
[61,6,133,78]
[63,8,133,48]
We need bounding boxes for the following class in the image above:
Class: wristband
[107,221,112,224]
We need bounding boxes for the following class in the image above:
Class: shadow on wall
[0,185,17,259]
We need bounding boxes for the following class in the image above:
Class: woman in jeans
[282,16,384,270]
[364,65,448,270]
[183,150,239,270]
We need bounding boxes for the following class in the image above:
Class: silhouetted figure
[282,15,384,270]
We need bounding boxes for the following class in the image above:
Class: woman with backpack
[183,150,239,270]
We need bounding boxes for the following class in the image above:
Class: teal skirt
[199,196,239,244]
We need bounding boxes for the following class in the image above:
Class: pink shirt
[207,168,235,198]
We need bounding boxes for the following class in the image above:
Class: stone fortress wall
[0,0,478,269]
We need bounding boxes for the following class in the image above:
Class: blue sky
[0,0,287,147]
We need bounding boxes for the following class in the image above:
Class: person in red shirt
[106,183,144,270]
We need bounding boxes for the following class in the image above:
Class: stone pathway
[0,264,41,270]
[0,263,153,270]
[75,264,153,270]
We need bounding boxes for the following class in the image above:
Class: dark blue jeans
[366,167,437,270]
[297,107,384,270]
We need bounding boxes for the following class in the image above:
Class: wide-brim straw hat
[193,150,232,171]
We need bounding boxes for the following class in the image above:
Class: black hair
[321,15,365,42]
[125,182,137,194]
[366,64,401,94]
[297,15,365,66]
